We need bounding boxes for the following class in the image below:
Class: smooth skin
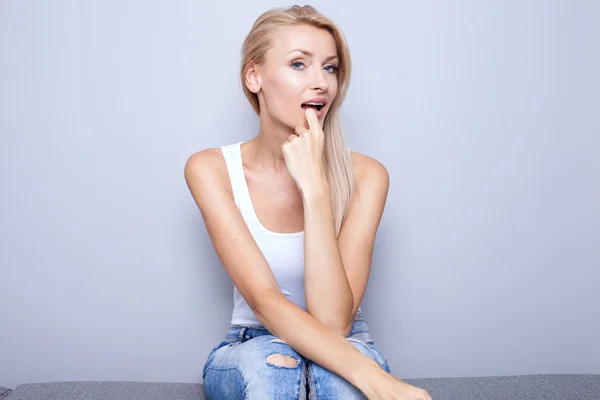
[185,24,431,400]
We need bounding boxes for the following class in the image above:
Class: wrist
[349,357,386,393]
[300,176,329,204]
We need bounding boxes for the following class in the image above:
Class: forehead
[267,25,337,60]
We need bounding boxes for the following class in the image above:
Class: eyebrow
[288,48,338,62]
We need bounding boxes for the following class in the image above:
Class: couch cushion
[404,374,600,400]
[5,381,205,400]
[0,386,12,400]
[4,374,600,399]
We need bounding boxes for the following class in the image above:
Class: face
[249,25,339,130]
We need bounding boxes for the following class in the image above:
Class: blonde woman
[185,5,431,400]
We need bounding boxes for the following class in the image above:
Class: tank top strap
[220,142,248,209]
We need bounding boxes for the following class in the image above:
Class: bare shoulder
[184,148,227,184]
[184,147,232,202]
[350,151,389,192]
[185,147,224,176]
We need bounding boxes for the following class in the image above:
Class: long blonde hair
[240,5,355,236]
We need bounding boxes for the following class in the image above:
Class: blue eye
[324,64,339,73]
[291,61,305,69]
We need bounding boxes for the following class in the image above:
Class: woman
[184,5,432,400]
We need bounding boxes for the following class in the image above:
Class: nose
[309,69,329,92]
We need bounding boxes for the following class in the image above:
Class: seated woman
[185,5,431,400]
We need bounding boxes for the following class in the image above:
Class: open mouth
[301,102,325,112]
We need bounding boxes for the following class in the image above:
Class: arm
[303,153,390,336]
[185,148,431,400]
[184,149,381,389]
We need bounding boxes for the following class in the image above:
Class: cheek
[263,70,305,120]
[329,75,339,96]
[271,70,304,102]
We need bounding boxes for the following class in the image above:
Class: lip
[303,96,328,106]
[301,96,328,118]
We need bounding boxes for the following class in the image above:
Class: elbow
[307,298,355,337]
[328,317,354,337]
[309,309,354,337]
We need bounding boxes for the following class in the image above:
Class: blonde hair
[240,5,355,236]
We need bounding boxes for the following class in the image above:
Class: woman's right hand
[355,364,432,400]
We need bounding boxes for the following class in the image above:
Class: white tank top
[221,141,306,326]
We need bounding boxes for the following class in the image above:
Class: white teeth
[303,102,324,106]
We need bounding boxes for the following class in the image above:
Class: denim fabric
[202,312,390,399]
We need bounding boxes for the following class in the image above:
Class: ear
[244,64,261,94]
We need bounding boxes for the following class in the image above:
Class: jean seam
[296,359,304,400]
[204,365,244,374]
[307,362,317,400]
[203,340,241,376]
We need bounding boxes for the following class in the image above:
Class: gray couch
[2,374,600,399]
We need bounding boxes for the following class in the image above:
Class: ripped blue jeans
[202,312,390,399]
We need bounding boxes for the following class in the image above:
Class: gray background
[1,0,599,390]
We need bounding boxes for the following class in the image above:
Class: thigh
[307,333,390,400]
[203,335,305,400]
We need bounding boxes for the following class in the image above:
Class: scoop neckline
[237,141,304,238]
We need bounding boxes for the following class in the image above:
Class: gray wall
[1,0,599,390]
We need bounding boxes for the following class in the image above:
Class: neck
[243,114,295,174]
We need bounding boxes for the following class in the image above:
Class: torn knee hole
[266,353,299,368]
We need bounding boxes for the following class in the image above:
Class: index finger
[304,107,320,133]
